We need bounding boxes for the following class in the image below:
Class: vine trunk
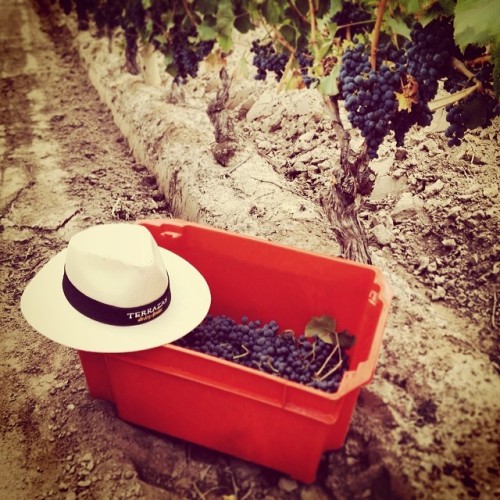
[321,97,374,264]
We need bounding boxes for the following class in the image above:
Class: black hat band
[62,269,171,326]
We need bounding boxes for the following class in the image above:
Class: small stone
[58,482,69,492]
[66,404,75,411]
[80,453,93,463]
[447,206,461,218]
[434,275,446,285]
[425,179,444,196]
[391,192,423,222]
[427,261,438,273]
[442,238,457,248]
[483,184,498,198]
[124,470,135,480]
[431,286,446,301]
[372,224,395,246]
[300,485,330,500]
[77,480,91,488]
[278,477,298,493]
[415,255,430,273]
[152,190,164,202]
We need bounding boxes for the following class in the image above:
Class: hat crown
[65,224,168,308]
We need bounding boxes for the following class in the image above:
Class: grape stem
[449,57,495,99]
[467,54,491,67]
[180,0,197,28]
[287,0,308,24]
[315,334,342,381]
[233,344,250,360]
[336,19,376,32]
[451,56,480,82]
[308,0,319,60]
[428,82,481,111]
[258,14,296,55]
[370,0,388,71]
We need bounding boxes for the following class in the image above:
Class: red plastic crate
[78,219,392,482]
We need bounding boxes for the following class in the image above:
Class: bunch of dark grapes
[174,315,350,394]
[445,94,499,147]
[388,18,457,147]
[443,69,468,94]
[250,40,288,81]
[122,0,146,34]
[442,44,499,146]
[165,24,214,84]
[391,102,433,147]
[340,43,403,158]
[405,18,458,103]
[332,1,372,37]
[297,50,319,88]
[444,103,467,146]
[59,0,72,15]
[93,0,122,39]
[74,0,95,30]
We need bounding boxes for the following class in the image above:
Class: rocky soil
[1,1,499,499]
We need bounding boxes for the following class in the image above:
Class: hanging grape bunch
[442,45,499,147]
[340,42,405,158]
[250,40,288,81]
[332,0,372,38]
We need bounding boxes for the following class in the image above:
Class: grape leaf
[338,330,356,349]
[383,15,411,40]
[318,64,340,96]
[196,0,218,15]
[233,54,249,80]
[398,0,424,15]
[493,41,500,97]
[454,0,500,50]
[305,315,336,343]
[234,11,253,33]
[198,19,217,41]
[262,0,282,25]
[326,0,342,19]
[280,23,298,47]
[215,0,235,51]
[395,91,413,111]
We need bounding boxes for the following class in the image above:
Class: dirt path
[1,1,499,499]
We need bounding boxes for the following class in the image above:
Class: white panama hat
[20,223,211,353]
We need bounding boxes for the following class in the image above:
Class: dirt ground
[1,0,499,499]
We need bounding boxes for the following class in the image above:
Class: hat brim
[20,247,211,353]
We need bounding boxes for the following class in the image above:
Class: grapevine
[50,0,500,263]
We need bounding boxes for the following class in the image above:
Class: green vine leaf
[338,330,356,349]
[233,54,250,79]
[493,42,500,97]
[383,15,411,40]
[215,0,235,51]
[318,64,340,97]
[305,315,336,343]
[280,22,299,47]
[454,0,500,50]
[198,18,217,41]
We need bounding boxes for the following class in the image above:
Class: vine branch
[287,0,308,24]
[258,14,296,55]
[370,0,388,70]
[308,0,319,59]
[180,0,197,28]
